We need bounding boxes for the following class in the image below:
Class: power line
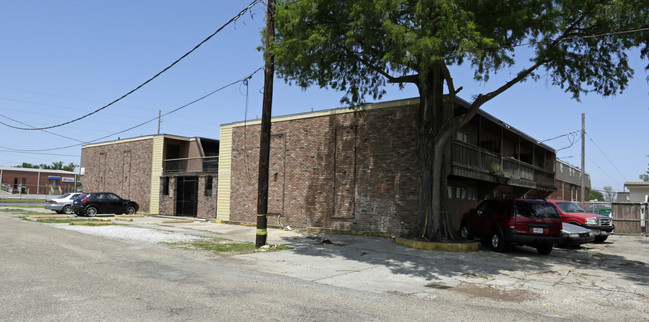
[587,133,629,182]
[542,130,580,142]
[0,114,84,143]
[0,0,261,131]
[0,67,263,153]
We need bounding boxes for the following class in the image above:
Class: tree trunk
[415,63,459,241]
[416,64,445,240]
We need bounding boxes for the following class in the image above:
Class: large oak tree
[268,0,649,240]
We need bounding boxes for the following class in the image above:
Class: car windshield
[515,201,560,218]
[556,202,585,213]
[57,193,71,199]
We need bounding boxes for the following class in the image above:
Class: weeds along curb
[394,238,480,252]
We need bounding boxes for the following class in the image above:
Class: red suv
[460,199,563,255]
[546,200,614,243]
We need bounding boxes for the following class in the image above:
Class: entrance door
[176,177,198,217]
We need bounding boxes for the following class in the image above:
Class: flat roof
[222,96,555,152]
[0,166,75,175]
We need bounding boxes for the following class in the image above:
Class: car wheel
[490,229,506,252]
[536,244,553,255]
[459,221,472,239]
[594,236,608,243]
[124,206,136,215]
[85,206,98,217]
[62,205,72,214]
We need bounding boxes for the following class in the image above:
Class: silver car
[44,193,82,214]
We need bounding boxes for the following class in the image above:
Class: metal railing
[163,156,219,173]
[452,141,555,187]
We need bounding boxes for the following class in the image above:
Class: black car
[71,192,139,217]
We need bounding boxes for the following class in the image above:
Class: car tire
[85,206,98,217]
[490,229,506,252]
[536,244,553,255]
[124,206,136,215]
[459,221,472,239]
[62,205,72,214]
[594,236,608,243]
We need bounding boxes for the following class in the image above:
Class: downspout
[37,170,41,195]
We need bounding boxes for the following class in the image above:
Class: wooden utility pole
[581,113,585,205]
[157,110,161,135]
[256,0,275,248]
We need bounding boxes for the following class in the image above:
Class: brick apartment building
[548,159,591,201]
[217,97,557,236]
[0,166,76,195]
[80,134,219,218]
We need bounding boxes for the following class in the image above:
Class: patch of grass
[1,208,45,215]
[166,238,291,255]
[10,205,45,208]
[29,217,105,224]
[0,199,44,204]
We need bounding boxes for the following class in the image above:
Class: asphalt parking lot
[4,206,649,320]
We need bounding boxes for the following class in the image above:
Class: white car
[44,193,82,214]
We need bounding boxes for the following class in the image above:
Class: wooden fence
[611,203,649,235]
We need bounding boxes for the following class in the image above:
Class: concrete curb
[29,215,73,219]
[306,227,395,238]
[394,237,481,251]
[161,219,195,224]
[70,221,113,226]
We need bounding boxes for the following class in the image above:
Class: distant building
[0,166,76,195]
[623,182,649,203]
[548,160,590,201]
[80,134,219,218]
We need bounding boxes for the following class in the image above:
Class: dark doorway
[176,176,198,217]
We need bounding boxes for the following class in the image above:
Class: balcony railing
[452,141,554,188]
[163,156,219,173]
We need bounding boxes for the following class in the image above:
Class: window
[162,177,170,196]
[205,176,213,196]
[455,131,469,143]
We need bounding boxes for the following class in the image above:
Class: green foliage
[166,238,291,254]
[17,161,77,172]
[589,189,604,201]
[271,0,649,105]
[640,163,649,182]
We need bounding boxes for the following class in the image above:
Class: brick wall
[229,104,420,236]
[80,138,154,212]
[158,174,218,219]
[548,180,590,202]
[0,169,76,195]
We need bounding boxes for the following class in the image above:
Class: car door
[472,200,499,237]
[105,193,122,213]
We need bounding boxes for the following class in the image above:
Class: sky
[0,1,647,193]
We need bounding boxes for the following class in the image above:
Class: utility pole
[256,0,275,248]
[157,110,161,135]
[581,113,585,205]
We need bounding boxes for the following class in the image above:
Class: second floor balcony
[163,156,219,173]
[452,141,555,190]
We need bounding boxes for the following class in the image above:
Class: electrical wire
[0,0,262,131]
[542,130,580,142]
[587,133,629,182]
[0,114,84,142]
[0,67,263,153]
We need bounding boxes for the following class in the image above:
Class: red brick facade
[229,104,421,235]
[80,138,154,212]
[0,167,76,195]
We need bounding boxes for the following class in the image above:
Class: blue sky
[0,1,647,193]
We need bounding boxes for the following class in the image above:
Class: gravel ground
[52,224,204,244]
